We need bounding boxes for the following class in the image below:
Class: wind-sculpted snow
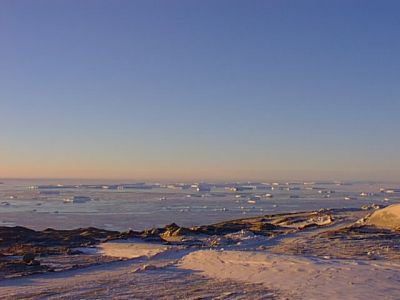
[2,206,400,299]
[364,204,400,230]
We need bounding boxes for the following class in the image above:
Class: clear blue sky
[1,0,399,181]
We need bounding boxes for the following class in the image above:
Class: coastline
[1,205,400,299]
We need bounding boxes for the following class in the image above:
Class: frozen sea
[0,179,399,231]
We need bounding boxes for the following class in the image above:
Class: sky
[1,0,399,181]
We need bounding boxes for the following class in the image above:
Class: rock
[249,222,280,233]
[191,222,246,235]
[142,264,157,271]
[361,204,381,210]
[132,264,158,273]
[22,253,35,264]
[28,259,40,266]
[162,224,192,238]
[66,248,82,255]
[0,226,120,249]
[106,230,140,242]
[164,223,180,231]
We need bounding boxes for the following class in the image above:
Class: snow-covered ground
[0,245,272,299]
[97,240,171,259]
[179,250,400,299]
[364,203,400,230]
[2,241,400,299]
[2,205,400,299]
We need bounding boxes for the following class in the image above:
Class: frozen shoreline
[2,179,399,232]
[1,205,400,299]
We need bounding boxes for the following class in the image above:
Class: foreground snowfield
[0,245,273,300]
[2,205,400,299]
[2,243,400,299]
[180,250,400,299]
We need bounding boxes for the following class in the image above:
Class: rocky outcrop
[0,226,120,249]
[0,209,339,279]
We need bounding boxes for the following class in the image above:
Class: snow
[365,204,400,230]
[0,248,271,299]
[98,240,170,259]
[179,250,400,299]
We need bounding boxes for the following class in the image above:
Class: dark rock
[0,226,120,249]
[190,222,245,235]
[249,222,280,233]
[164,223,180,231]
[104,230,141,242]
[22,253,35,264]
[66,248,83,255]
[27,259,40,266]
[140,228,164,240]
